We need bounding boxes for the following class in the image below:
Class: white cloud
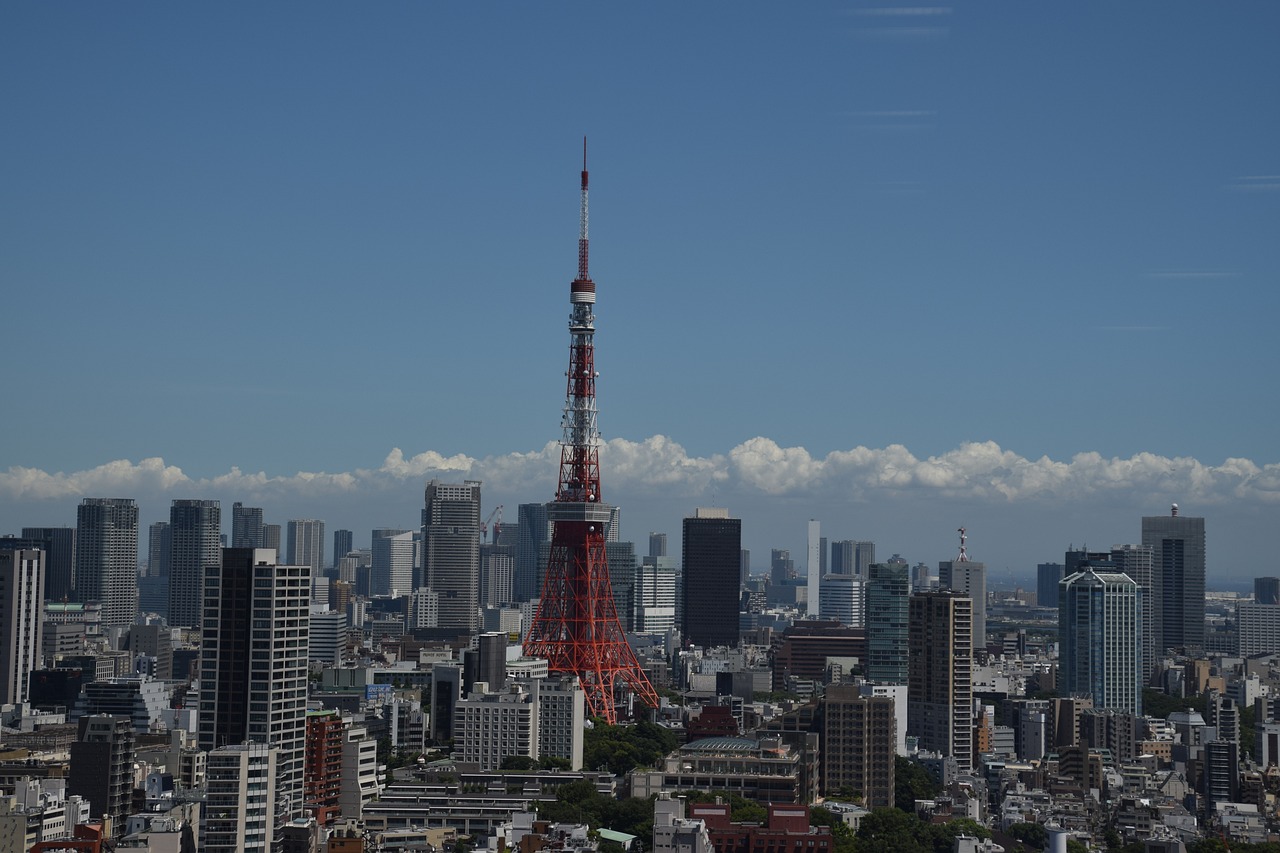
[3,437,1277,507]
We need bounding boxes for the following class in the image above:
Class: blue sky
[2,3,1277,584]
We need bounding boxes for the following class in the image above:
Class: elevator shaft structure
[523,143,660,723]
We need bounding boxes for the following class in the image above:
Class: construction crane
[480,505,504,543]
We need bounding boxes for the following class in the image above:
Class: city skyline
[3,4,1277,582]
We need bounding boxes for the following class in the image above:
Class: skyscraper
[0,548,44,705]
[830,540,854,576]
[649,532,668,559]
[938,528,986,651]
[636,555,677,632]
[287,519,325,577]
[866,561,910,685]
[230,503,264,549]
[514,502,550,602]
[1059,563,1142,715]
[1036,562,1064,609]
[908,591,973,771]
[75,498,139,629]
[333,529,354,567]
[371,529,413,598]
[853,541,876,578]
[819,574,864,626]
[168,499,221,629]
[1142,505,1206,653]
[422,480,482,633]
[681,508,742,649]
[203,742,278,853]
[199,548,309,840]
[480,541,515,608]
[771,549,793,585]
[806,520,821,617]
[1109,544,1155,678]
[261,523,281,554]
[20,526,74,602]
[1256,577,1280,606]
[68,714,135,840]
[148,521,171,579]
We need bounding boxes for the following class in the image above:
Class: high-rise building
[682,509,742,649]
[262,523,281,554]
[938,530,986,651]
[0,548,44,704]
[333,529,353,568]
[637,556,677,633]
[168,499,221,629]
[1059,564,1142,714]
[1036,562,1064,609]
[1142,505,1206,653]
[820,685,897,807]
[771,549,794,585]
[231,503,264,549]
[607,540,638,633]
[1109,544,1155,678]
[830,541,854,576]
[818,574,864,627]
[866,561,910,685]
[1255,577,1280,606]
[287,519,325,578]
[649,532,668,559]
[422,480,482,633]
[455,680,538,771]
[371,529,413,598]
[75,498,138,629]
[199,548,309,837]
[147,521,171,579]
[480,541,515,608]
[908,591,973,772]
[203,742,277,853]
[852,541,876,578]
[68,714,134,839]
[806,520,821,618]
[20,527,75,603]
[514,502,550,602]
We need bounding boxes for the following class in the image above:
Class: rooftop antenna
[956,527,969,562]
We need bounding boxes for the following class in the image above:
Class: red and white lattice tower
[522,141,661,723]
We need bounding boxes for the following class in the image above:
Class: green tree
[894,757,941,812]
[500,754,538,771]
[1007,823,1048,850]
[1066,840,1089,853]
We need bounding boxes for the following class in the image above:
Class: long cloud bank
[3,437,1278,506]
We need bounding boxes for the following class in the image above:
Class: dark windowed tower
[682,508,743,649]
[422,480,482,633]
[168,499,220,629]
[1142,504,1206,653]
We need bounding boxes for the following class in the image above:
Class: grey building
[69,714,135,839]
[371,529,413,598]
[230,502,264,549]
[1110,544,1155,678]
[514,502,550,602]
[681,508,741,649]
[75,498,139,629]
[262,523,281,554]
[1255,577,1280,606]
[480,542,515,608]
[168,499,221,629]
[22,527,76,602]
[422,480,482,633]
[147,521,171,579]
[1142,505,1206,653]
[938,558,986,651]
[649,532,668,559]
[287,519,326,577]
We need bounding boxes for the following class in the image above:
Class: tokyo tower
[522,141,661,723]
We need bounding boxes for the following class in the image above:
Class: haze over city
[3,3,1277,583]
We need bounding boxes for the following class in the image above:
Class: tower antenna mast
[523,141,661,723]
